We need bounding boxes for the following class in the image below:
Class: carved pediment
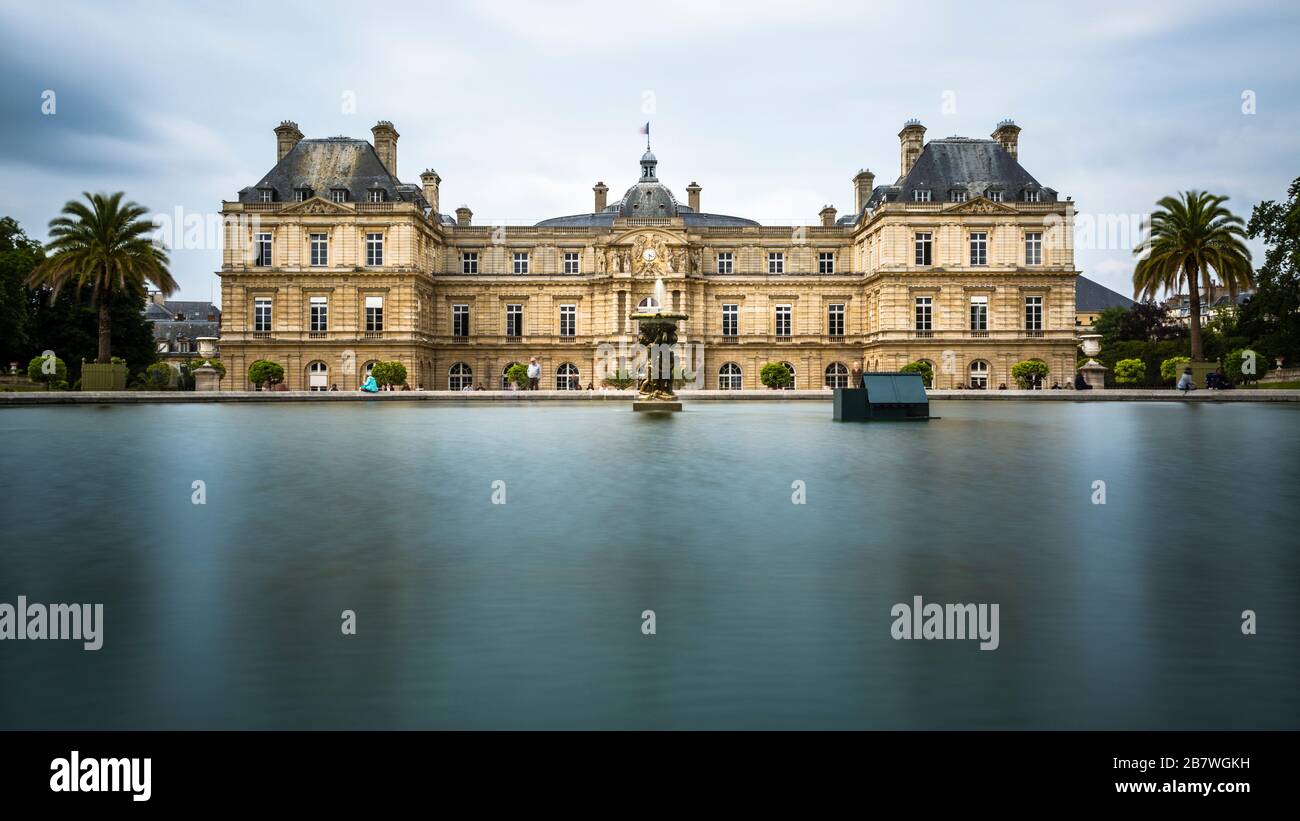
[943,197,1017,215]
[281,196,353,216]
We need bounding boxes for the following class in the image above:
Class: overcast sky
[2,0,1298,303]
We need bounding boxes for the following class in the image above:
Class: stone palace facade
[217,118,1079,390]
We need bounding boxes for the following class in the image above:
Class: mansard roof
[896,137,1056,203]
[237,138,426,207]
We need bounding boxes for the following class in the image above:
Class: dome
[617,180,680,217]
[641,149,656,163]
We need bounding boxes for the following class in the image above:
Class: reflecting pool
[1,400,1297,729]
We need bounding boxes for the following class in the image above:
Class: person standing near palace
[527,357,541,390]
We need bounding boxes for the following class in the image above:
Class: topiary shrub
[27,353,67,389]
[506,363,529,388]
[371,360,408,388]
[1160,356,1191,385]
[248,359,284,390]
[900,360,934,387]
[1221,348,1270,384]
[139,362,175,390]
[760,362,793,389]
[1011,360,1049,389]
[1114,358,1146,385]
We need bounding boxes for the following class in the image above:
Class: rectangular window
[309,233,328,267]
[368,190,384,203]
[775,304,792,337]
[559,304,576,337]
[913,190,931,202]
[717,252,733,274]
[952,190,968,203]
[1025,232,1042,266]
[1025,190,1040,203]
[258,189,272,203]
[721,303,738,336]
[768,252,784,274]
[1025,295,1043,331]
[309,295,328,332]
[254,233,272,267]
[254,297,272,332]
[365,232,383,266]
[331,189,347,203]
[294,190,307,202]
[828,303,845,337]
[915,232,932,266]
[462,252,478,274]
[563,252,580,275]
[513,252,529,275]
[452,304,470,337]
[818,252,835,274]
[365,295,384,332]
[970,295,988,331]
[988,191,1003,203]
[915,296,933,331]
[970,232,987,266]
[506,304,523,337]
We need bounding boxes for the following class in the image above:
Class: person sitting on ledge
[586,382,594,390]
[329,383,338,391]
[1177,367,1195,395]
[998,382,1008,390]
[360,373,379,392]
[1074,371,1092,390]
[1050,382,1063,390]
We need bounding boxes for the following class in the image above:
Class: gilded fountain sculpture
[627,236,689,408]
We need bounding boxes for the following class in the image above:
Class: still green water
[1,400,1297,729]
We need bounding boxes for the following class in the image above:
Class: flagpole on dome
[641,121,651,151]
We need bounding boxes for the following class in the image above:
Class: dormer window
[331,189,348,203]
[258,188,273,203]
[293,188,312,202]
[1024,189,1040,203]
[952,190,968,203]
[368,189,386,203]
[988,190,1004,203]
[913,190,931,203]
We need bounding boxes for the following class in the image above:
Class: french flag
[639,122,650,136]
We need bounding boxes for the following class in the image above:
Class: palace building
[217,117,1079,391]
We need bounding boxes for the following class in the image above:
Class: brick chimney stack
[898,119,926,178]
[420,169,441,214]
[991,119,1021,160]
[820,205,838,228]
[593,181,609,212]
[371,121,399,177]
[274,120,303,162]
[686,181,702,212]
[853,169,876,215]
[455,205,473,227]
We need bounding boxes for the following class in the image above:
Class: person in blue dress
[360,372,379,392]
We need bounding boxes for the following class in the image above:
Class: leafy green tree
[1240,176,1300,366]
[1093,301,1183,346]
[247,359,284,390]
[0,217,43,366]
[1160,356,1191,384]
[1114,358,1146,385]
[899,360,933,387]
[26,352,67,388]
[505,363,529,388]
[760,361,793,389]
[371,360,408,388]
[1133,191,1253,361]
[1011,360,1049,388]
[27,281,157,384]
[26,192,176,364]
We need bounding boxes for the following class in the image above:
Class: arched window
[719,362,742,390]
[825,362,849,389]
[969,360,989,390]
[779,361,796,389]
[308,361,329,392]
[556,362,580,390]
[637,296,659,311]
[449,362,473,391]
[501,362,520,389]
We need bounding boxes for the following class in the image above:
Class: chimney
[853,169,876,214]
[371,120,399,177]
[420,169,441,214]
[991,119,1021,161]
[898,119,926,178]
[686,181,702,212]
[593,181,609,212]
[455,205,473,227]
[274,120,303,162]
[149,290,167,306]
[820,205,838,228]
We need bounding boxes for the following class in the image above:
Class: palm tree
[27,192,175,363]
[1133,191,1253,361]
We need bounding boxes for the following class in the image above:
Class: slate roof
[144,299,221,351]
[1075,276,1135,312]
[237,138,426,207]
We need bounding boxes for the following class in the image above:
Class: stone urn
[1079,333,1102,358]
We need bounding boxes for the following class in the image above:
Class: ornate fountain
[630,276,688,410]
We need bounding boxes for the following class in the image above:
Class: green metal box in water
[834,372,930,421]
